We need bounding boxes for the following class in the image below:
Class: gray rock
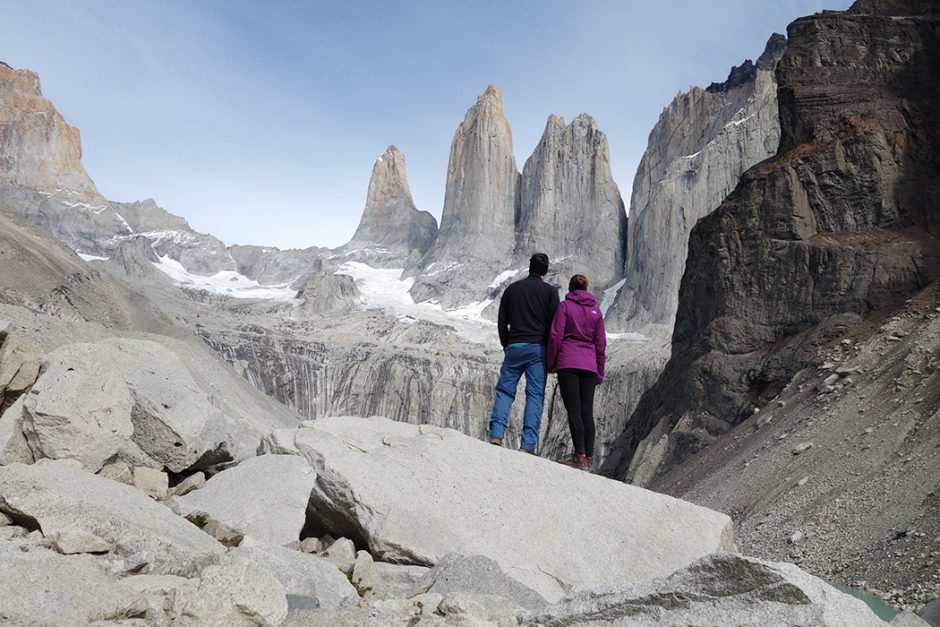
[920,599,940,626]
[170,454,316,545]
[0,547,146,625]
[133,466,168,500]
[438,592,521,627]
[53,528,112,554]
[195,554,288,627]
[298,536,325,554]
[98,461,135,485]
[295,416,734,602]
[0,460,224,575]
[608,34,785,332]
[229,544,358,608]
[169,471,205,497]
[374,561,430,598]
[300,271,359,315]
[893,610,931,626]
[322,536,358,562]
[21,338,233,473]
[342,145,438,265]
[0,332,41,410]
[409,85,519,308]
[410,554,547,610]
[0,396,33,465]
[522,553,887,626]
[517,113,627,291]
[352,549,383,597]
[201,517,245,547]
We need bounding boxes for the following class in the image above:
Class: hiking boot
[579,456,594,472]
[520,447,537,455]
[487,436,502,446]
[559,455,581,468]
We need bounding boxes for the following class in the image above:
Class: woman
[547,274,606,472]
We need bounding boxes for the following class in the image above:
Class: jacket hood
[565,290,597,307]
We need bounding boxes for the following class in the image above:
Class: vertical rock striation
[603,1,940,483]
[607,35,787,333]
[516,113,627,289]
[342,145,438,267]
[408,86,519,308]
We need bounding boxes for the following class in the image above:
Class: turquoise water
[831,583,899,622]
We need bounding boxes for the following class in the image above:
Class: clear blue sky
[2,0,853,249]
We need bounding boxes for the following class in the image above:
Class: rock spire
[409,85,519,307]
[516,113,626,289]
[344,145,437,265]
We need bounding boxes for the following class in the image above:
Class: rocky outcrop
[170,454,317,545]
[603,3,940,483]
[300,271,358,315]
[0,460,226,574]
[608,34,786,332]
[0,64,99,196]
[523,553,888,626]
[267,416,735,603]
[342,145,438,266]
[409,86,519,308]
[516,113,627,289]
[651,286,940,613]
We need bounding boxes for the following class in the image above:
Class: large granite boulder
[0,545,147,624]
[170,454,317,545]
[21,338,233,473]
[272,416,734,603]
[522,553,889,626]
[0,460,225,575]
[229,544,359,608]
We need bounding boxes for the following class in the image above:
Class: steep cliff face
[408,86,519,308]
[516,114,627,289]
[0,64,99,196]
[603,2,940,483]
[342,146,438,267]
[607,35,786,332]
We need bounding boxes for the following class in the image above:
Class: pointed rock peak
[378,145,403,163]
[757,33,788,70]
[543,114,566,134]
[572,113,599,130]
[467,85,506,118]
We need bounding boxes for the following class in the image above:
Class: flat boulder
[281,416,735,602]
[170,454,316,545]
[522,553,889,626]
[229,544,359,608]
[21,338,233,473]
[0,459,224,575]
[0,546,146,624]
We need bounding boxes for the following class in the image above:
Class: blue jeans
[488,343,547,452]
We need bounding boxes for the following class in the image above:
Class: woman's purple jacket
[547,290,607,383]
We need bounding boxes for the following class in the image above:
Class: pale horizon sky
[2,0,853,250]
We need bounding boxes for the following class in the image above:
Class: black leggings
[557,368,597,457]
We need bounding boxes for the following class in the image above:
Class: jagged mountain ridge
[607,33,787,334]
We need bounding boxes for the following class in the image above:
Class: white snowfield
[152,256,299,301]
[337,261,497,344]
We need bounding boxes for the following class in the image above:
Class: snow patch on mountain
[153,255,298,301]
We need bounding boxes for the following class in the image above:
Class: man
[488,252,559,454]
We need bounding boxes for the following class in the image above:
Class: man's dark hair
[569,274,589,292]
[529,253,549,276]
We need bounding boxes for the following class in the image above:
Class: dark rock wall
[603,3,940,481]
